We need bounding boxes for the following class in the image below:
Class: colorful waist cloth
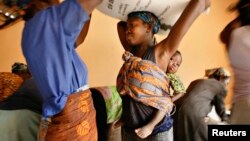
[41,90,97,141]
[117,51,173,114]
[0,72,24,102]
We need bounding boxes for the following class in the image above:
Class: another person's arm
[117,21,132,51]
[77,0,103,15]
[75,0,102,46]
[75,15,91,46]
[172,92,184,102]
[213,91,229,122]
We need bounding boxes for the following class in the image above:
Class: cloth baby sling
[117,51,174,114]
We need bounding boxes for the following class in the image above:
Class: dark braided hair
[128,11,161,34]
[236,0,250,25]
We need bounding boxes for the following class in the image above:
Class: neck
[134,36,155,57]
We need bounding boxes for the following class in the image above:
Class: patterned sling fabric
[117,52,173,114]
[42,90,97,141]
[0,72,24,101]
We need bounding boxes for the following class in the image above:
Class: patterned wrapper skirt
[0,72,24,102]
[45,90,97,141]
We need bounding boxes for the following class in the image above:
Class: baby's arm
[172,92,185,102]
[168,73,186,102]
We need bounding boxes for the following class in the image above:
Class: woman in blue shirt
[20,0,103,140]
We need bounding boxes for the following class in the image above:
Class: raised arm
[117,21,132,51]
[75,15,91,46]
[77,0,103,15]
[155,0,210,70]
[75,0,102,46]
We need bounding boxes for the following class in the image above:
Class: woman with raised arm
[116,0,210,140]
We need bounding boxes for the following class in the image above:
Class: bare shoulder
[220,18,241,47]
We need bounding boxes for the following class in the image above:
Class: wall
[0,0,238,107]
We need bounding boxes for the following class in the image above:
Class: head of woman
[205,67,231,86]
[11,62,32,80]
[167,50,182,74]
[230,0,250,25]
[126,11,160,46]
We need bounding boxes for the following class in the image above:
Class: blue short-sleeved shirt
[22,0,89,118]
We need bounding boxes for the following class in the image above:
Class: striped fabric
[117,52,173,114]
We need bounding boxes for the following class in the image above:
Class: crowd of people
[0,0,250,141]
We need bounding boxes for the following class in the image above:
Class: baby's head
[167,51,182,74]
